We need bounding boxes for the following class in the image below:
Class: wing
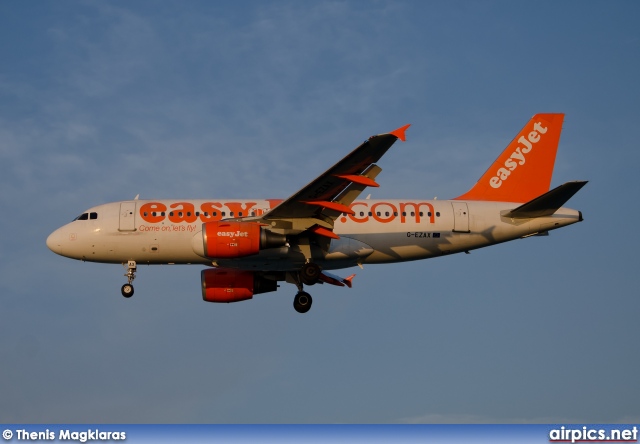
[256,124,410,238]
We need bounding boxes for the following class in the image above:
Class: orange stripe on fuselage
[138,200,437,226]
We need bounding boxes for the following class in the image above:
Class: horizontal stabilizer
[504,181,588,219]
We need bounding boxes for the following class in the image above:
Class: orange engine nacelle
[201,268,278,303]
[201,221,286,258]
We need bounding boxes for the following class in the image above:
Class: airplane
[46,113,586,313]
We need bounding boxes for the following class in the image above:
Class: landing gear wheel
[300,262,321,285]
[121,283,134,298]
[293,291,312,313]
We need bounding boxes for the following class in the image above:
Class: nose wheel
[121,260,136,298]
[121,283,134,298]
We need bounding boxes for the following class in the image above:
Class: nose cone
[46,229,63,255]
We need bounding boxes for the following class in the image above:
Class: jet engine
[193,221,287,259]
[201,268,278,303]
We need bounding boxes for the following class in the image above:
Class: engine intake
[194,221,287,259]
[201,268,278,303]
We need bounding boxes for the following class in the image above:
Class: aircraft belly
[324,237,373,261]
[346,233,440,264]
[216,247,306,271]
[213,238,374,272]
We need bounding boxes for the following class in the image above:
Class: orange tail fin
[455,113,565,203]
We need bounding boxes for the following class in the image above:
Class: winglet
[389,124,411,142]
[343,274,355,288]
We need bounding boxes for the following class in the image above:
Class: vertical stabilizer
[455,113,564,203]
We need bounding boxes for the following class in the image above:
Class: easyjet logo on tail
[489,121,548,189]
[454,113,563,203]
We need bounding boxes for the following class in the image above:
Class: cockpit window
[73,212,98,221]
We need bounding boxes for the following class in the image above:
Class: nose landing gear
[121,260,136,298]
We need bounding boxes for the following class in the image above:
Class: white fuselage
[46,198,582,270]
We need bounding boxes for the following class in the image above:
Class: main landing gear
[293,291,312,313]
[121,260,136,298]
[300,262,321,286]
[292,262,321,314]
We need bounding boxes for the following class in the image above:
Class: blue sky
[1,1,639,423]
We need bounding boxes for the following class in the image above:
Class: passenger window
[436,212,440,217]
